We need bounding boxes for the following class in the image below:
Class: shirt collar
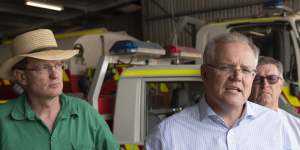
[59,94,79,119]
[244,101,256,119]
[11,93,79,120]
[198,96,217,121]
[198,96,256,121]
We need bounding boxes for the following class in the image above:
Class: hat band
[30,47,59,53]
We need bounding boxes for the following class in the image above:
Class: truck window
[231,23,298,82]
[145,81,204,135]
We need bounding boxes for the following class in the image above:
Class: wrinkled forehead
[213,42,257,66]
[225,41,256,54]
[256,64,280,76]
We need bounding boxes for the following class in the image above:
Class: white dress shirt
[145,98,298,150]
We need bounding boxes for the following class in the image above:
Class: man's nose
[260,78,269,87]
[48,67,61,78]
[230,68,243,81]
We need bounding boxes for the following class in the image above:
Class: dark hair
[12,58,28,70]
[257,56,283,77]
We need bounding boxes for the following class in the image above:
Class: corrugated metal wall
[142,0,300,47]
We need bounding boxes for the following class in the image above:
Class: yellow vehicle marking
[124,144,139,150]
[0,100,8,104]
[160,83,169,92]
[63,70,69,82]
[122,69,201,77]
[282,86,300,107]
[55,28,107,39]
[3,80,11,85]
[210,17,281,26]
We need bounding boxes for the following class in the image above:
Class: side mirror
[289,82,299,97]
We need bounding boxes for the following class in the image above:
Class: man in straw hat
[0,29,120,150]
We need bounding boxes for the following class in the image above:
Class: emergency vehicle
[80,38,203,149]
[107,1,300,148]
[2,1,300,149]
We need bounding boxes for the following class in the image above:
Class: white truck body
[113,65,203,146]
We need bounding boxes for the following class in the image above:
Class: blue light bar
[110,40,137,54]
[110,40,165,56]
[263,0,284,8]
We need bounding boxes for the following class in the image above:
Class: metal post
[87,55,111,110]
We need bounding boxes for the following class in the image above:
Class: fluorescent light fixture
[26,0,63,11]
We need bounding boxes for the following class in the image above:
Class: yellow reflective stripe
[282,86,300,107]
[124,144,139,150]
[0,100,8,104]
[3,80,11,85]
[122,69,201,77]
[210,17,281,26]
[55,28,107,39]
[63,71,69,82]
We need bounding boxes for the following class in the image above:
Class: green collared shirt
[0,94,120,150]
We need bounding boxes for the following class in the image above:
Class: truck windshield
[231,22,298,82]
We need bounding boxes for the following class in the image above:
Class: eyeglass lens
[254,75,281,84]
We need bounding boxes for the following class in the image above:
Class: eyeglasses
[253,75,282,85]
[205,64,256,77]
[23,62,64,73]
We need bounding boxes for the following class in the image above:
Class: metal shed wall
[142,0,300,47]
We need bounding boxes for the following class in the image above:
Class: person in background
[250,56,300,143]
[0,29,120,150]
[145,32,298,150]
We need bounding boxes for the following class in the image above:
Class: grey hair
[257,56,283,77]
[203,32,260,65]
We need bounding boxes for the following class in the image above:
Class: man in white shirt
[146,33,298,150]
[250,56,300,143]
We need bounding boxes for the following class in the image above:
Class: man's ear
[14,70,27,86]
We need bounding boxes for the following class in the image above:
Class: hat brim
[0,49,79,80]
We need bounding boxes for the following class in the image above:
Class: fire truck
[2,1,300,148]
[74,36,203,149]
[106,2,300,148]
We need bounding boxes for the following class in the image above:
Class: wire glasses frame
[205,64,256,77]
[253,75,282,85]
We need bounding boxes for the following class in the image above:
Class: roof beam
[88,0,139,12]
[61,0,139,12]
[3,11,84,37]
[0,21,31,28]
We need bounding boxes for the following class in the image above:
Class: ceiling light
[26,0,64,11]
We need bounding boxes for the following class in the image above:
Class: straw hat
[0,29,79,79]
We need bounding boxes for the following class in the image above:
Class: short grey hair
[203,32,260,65]
[257,56,283,77]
